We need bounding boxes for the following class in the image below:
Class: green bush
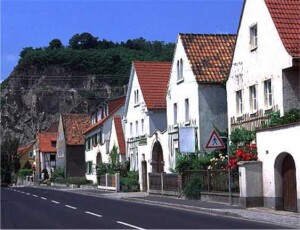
[120,171,139,192]
[183,175,202,200]
[51,167,65,181]
[18,169,33,177]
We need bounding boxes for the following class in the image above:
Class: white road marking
[26,193,31,195]
[85,211,102,217]
[65,205,77,209]
[51,200,60,204]
[21,192,25,194]
[32,195,38,197]
[41,197,47,200]
[116,221,146,230]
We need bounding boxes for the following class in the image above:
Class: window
[28,151,33,158]
[50,154,55,162]
[86,161,93,175]
[135,121,139,137]
[185,98,189,122]
[130,122,133,137]
[236,90,243,115]
[177,59,183,82]
[250,24,258,50]
[51,141,56,147]
[92,134,97,146]
[97,130,103,145]
[173,103,177,124]
[264,79,273,108]
[134,90,139,105]
[141,119,144,135]
[249,85,257,113]
[57,149,64,158]
[58,133,64,141]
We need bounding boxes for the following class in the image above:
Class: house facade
[34,132,57,178]
[167,33,236,167]
[123,61,171,173]
[226,0,299,212]
[84,96,125,183]
[17,142,35,169]
[56,114,91,178]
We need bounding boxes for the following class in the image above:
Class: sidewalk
[22,185,300,229]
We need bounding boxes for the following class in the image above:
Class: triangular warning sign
[205,130,225,149]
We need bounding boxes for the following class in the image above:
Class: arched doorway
[96,152,102,165]
[282,154,297,212]
[152,141,164,173]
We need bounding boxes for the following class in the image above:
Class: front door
[282,154,297,212]
[142,160,147,191]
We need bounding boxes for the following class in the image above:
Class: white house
[83,96,125,183]
[167,33,236,167]
[226,0,299,212]
[123,61,171,175]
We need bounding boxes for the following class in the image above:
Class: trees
[49,39,63,49]
[69,32,98,49]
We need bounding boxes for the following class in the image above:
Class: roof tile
[265,0,300,57]
[38,132,57,153]
[62,114,91,145]
[133,61,171,109]
[179,34,236,83]
[113,115,126,155]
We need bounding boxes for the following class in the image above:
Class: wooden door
[282,154,297,212]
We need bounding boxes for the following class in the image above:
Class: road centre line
[51,200,60,204]
[85,211,102,217]
[41,197,47,200]
[65,205,77,209]
[32,194,38,197]
[26,193,31,195]
[116,221,146,230]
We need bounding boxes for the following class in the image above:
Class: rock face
[0,66,121,145]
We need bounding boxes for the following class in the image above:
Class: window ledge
[264,108,273,115]
[237,115,244,121]
[173,124,178,129]
[184,121,190,126]
[250,112,258,118]
[176,78,184,84]
[250,46,258,52]
[134,103,140,108]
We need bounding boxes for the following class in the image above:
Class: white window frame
[249,85,257,113]
[250,24,258,51]
[134,90,139,105]
[185,98,189,122]
[236,90,243,116]
[173,103,177,124]
[264,79,273,109]
[141,119,144,135]
[135,120,139,137]
[177,58,184,82]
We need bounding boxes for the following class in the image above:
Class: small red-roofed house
[83,96,125,183]
[226,0,299,212]
[167,33,236,169]
[56,114,91,178]
[34,132,57,179]
[124,61,171,174]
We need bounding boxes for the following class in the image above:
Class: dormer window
[250,24,258,51]
[51,141,57,147]
[134,90,139,105]
[177,58,184,82]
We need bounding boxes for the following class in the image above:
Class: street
[1,187,287,229]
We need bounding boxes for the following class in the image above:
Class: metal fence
[182,170,239,193]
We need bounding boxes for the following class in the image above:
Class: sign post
[206,130,231,205]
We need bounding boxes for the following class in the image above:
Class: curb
[123,197,299,229]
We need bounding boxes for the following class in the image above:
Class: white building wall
[257,124,300,211]
[227,0,293,133]
[166,36,200,166]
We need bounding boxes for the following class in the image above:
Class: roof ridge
[179,33,236,36]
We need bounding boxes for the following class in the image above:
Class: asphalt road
[1,187,287,229]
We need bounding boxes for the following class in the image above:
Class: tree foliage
[69,32,98,49]
[49,39,63,49]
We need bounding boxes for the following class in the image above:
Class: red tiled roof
[265,0,300,57]
[113,115,126,155]
[17,143,34,156]
[107,96,126,114]
[62,114,91,145]
[83,102,124,134]
[179,34,236,83]
[133,61,171,109]
[38,132,57,153]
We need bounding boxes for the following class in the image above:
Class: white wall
[227,0,293,133]
[257,124,300,211]
[166,36,200,161]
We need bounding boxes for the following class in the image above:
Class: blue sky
[1,0,243,81]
